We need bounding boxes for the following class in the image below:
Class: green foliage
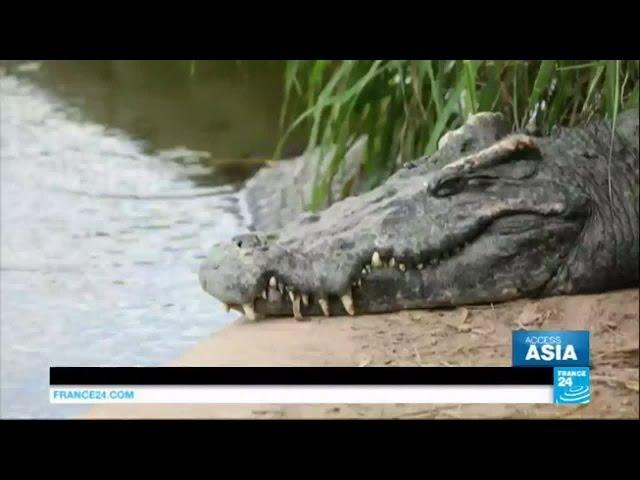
[275,60,640,212]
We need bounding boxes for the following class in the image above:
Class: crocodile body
[199,110,639,320]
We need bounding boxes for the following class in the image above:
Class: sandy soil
[84,289,639,419]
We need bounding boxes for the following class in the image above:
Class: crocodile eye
[236,241,243,248]
[432,176,468,197]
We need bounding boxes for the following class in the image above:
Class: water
[0,61,297,418]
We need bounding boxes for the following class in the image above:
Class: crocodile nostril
[232,233,264,249]
[460,138,475,153]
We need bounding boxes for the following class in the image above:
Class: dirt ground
[84,288,639,419]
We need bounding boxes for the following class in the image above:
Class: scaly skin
[199,110,639,320]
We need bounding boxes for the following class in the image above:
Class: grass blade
[528,60,555,113]
[463,60,478,115]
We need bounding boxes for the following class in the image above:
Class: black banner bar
[50,367,554,386]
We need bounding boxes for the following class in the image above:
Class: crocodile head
[199,111,639,320]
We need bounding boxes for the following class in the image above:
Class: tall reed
[276,60,639,211]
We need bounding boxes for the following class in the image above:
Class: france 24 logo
[512,330,590,367]
[554,367,591,404]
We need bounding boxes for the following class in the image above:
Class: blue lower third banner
[553,367,591,404]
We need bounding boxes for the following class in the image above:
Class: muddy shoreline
[83,288,639,419]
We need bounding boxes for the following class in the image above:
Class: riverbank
[84,289,639,419]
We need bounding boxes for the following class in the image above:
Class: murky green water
[0,61,300,418]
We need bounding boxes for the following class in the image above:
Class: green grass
[275,60,639,212]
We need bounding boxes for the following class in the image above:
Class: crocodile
[199,109,639,320]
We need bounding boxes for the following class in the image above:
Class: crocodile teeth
[261,290,268,299]
[288,290,295,302]
[388,257,396,268]
[417,263,424,270]
[357,279,362,287]
[341,292,355,316]
[361,268,367,275]
[268,281,280,299]
[292,294,303,320]
[318,297,330,317]
[223,303,231,313]
[269,276,277,288]
[301,293,309,306]
[267,288,281,302]
[371,251,383,268]
[365,265,372,273]
[278,283,284,294]
[399,263,406,272]
[243,303,256,321]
